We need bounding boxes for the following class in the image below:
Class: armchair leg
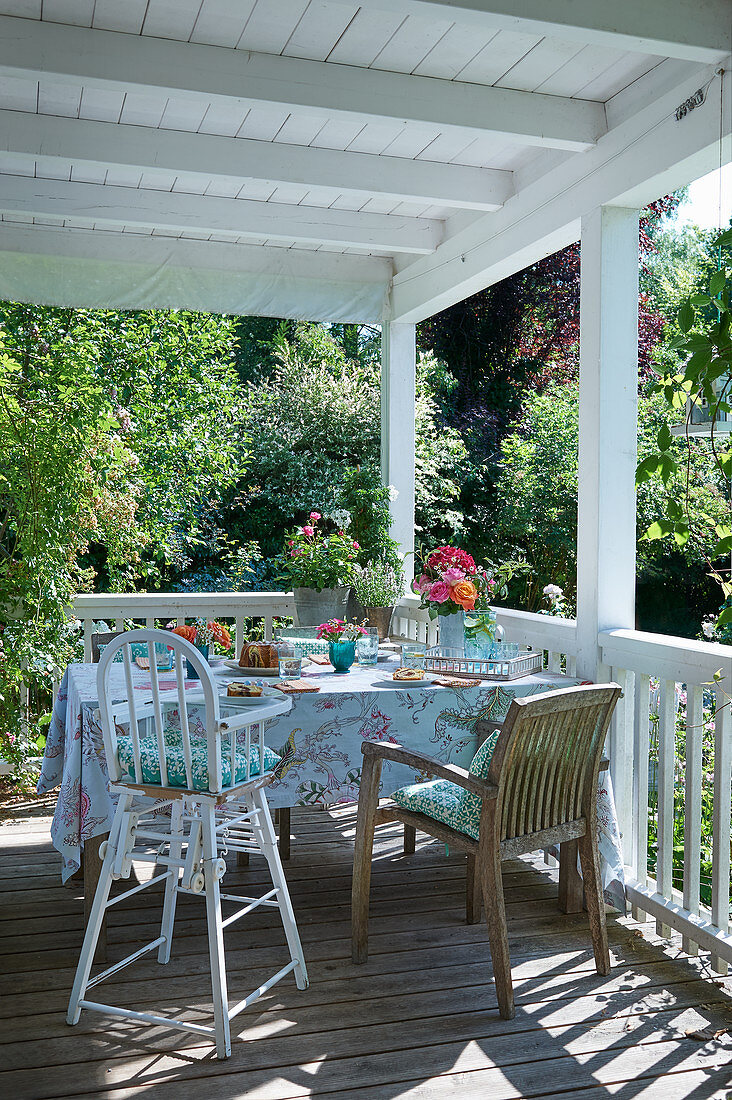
[403,823,416,855]
[351,754,382,964]
[479,845,514,1019]
[558,839,584,914]
[578,831,610,976]
[465,854,482,924]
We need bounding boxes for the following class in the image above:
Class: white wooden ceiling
[0,0,728,320]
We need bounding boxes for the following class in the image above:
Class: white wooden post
[381,321,416,579]
[576,206,639,678]
[576,205,640,854]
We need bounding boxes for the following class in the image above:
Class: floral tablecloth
[38,657,625,909]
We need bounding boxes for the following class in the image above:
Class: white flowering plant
[539,583,573,618]
[351,562,404,608]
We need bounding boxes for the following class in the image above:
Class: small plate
[375,671,435,688]
[223,659,279,677]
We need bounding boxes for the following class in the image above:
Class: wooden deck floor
[1,803,731,1100]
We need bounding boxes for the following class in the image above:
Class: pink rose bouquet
[413,544,507,619]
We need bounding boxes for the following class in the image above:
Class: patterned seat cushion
[391,726,500,841]
[116,728,280,791]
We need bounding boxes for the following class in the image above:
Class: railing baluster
[711,686,731,974]
[115,618,124,633]
[264,614,273,642]
[683,684,703,955]
[549,650,561,673]
[235,615,245,656]
[631,672,651,921]
[655,678,676,937]
[608,666,633,861]
[83,619,93,662]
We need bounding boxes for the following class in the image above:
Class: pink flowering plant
[280,511,360,591]
[412,545,516,620]
[316,619,367,643]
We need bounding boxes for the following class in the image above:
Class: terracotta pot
[364,605,394,641]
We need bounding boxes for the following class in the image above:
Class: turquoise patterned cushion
[391,726,500,841]
[116,729,280,791]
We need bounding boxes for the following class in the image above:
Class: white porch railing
[71,591,295,662]
[68,591,732,971]
[600,627,731,973]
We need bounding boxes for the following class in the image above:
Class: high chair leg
[201,802,231,1059]
[67,794,131,1025]
[251,787,309,990]
[157,800,183,964]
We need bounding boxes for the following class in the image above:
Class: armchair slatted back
[97,627,274,797]
[485,684,621,843]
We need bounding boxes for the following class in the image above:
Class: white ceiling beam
[0,110,512,213]
[0,174,442,255]
[391,56,732,321]
[0,15,605,152]
[350,0,731,63]
[0,223,392,322]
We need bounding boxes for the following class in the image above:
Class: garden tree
[229,324,467,568]
[635,225,732,632]
[84,308,249,586]
[0,302,251,768]
[0,306,141,764]
[231,317,295,383]
[418,196,681,564]
[489,381,726,637]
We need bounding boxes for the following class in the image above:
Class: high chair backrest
[97,627,224,794]
[485,683,621,843]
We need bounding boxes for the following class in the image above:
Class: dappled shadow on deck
[1,804,731,1100]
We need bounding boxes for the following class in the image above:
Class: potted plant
[280,512,359,626]
[316,619,367,673]
[351,561,404,640]
[413,546,516,653]
[168,618,231,679]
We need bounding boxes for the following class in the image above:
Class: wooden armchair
[351,683,621,1019]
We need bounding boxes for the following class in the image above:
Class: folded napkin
[308,653,331,665]
[273,679,320,694]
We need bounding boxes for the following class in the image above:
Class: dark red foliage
[420,195,681,427]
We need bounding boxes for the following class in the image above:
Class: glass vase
[329,640,356,673]
[437,612,464,652]
[463,609,503,659]
[186,643,210,680]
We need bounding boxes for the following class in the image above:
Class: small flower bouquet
[316,619,367,642]
[280,511,360,591]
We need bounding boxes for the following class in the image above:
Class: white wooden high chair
[66,628,308,1059]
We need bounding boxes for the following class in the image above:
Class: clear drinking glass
[278,644,302,680]
[401,643,425,670]
[357,628,379,666]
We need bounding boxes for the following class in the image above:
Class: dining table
[38,652,626,917]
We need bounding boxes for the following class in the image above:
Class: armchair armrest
[361,740,497,801]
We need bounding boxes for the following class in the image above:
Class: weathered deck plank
[0,804,730,1099]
